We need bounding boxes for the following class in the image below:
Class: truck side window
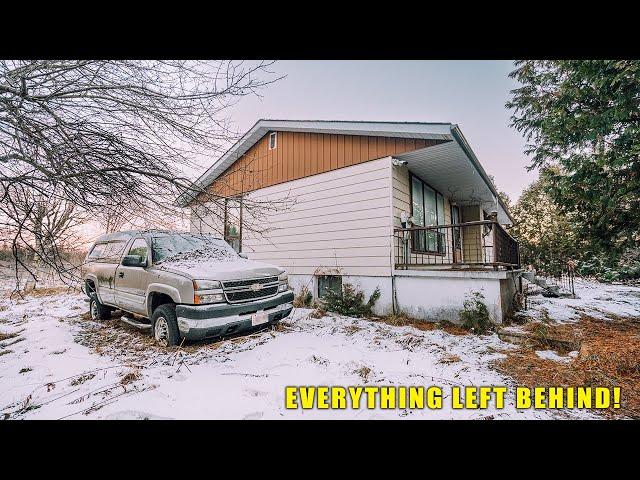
[88,243,107,259]
[102,241,127,263]
[128,238,148,262]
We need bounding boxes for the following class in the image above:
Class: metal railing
[394,220,520,270]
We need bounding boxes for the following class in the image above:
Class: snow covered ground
[1,278,637,420]
[523,278,640,323]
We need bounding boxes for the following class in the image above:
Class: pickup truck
[81,230,294,346]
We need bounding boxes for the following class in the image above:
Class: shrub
[577,249,640,283]
[293,285,313,308]
[459,291,493,335]
[320,283,380,318]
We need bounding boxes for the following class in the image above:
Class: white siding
[193,157,394,277]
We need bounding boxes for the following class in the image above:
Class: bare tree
[0,60,282,287]
[95,199,129,234]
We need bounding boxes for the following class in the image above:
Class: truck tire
[151,304,180,347]
[89,294,112,321]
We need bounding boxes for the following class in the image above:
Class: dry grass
[70,373,96,386]
[494,315,640,418]
[12,286,78,298]
[120,370,142,385]
[353,366,372,383]
[0,331,19,342]
[375,313,469,336]
[438,353,462,364]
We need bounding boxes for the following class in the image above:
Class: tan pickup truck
[81,230,293,346]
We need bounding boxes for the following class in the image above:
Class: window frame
[268,132,277,150]
[126,237,149,264]
[409,172,447,255]
[317,275,342,299]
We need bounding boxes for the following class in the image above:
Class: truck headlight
[193,279,222,290]
[278,272,289,292]
[194,293,225,305]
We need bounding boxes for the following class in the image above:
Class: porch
[393,220,520,270]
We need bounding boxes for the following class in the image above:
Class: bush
[293,285,313,308]
[320,283,380,318]
[459,291,493,335]
[577,249,640,283]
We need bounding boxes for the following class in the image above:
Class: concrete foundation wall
[393,270,521,324]
[289,270,521,322]
[288,274,394,316]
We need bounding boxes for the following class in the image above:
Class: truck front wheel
[151,304,180,347]
[89,295,112,321]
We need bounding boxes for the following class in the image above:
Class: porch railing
[394,220,520,269]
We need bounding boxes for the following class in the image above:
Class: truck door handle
[118,272,125,278]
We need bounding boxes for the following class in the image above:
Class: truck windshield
[152,234,238,263]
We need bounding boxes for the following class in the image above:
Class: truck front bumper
[175,291,295,341]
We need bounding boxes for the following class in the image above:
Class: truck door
[91,240,127,306]
[114,237,150,315]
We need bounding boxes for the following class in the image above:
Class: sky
[219,60,537,202]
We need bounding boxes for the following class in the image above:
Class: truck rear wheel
[151,304,180,347]
[89,295,112,321]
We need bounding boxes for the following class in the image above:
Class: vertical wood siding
[196,131,445,200]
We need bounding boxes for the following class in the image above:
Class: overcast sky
[222,60,537,202]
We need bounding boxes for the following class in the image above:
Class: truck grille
[221,276,279,304]
[222,276,278,289]
[225,286,278,303]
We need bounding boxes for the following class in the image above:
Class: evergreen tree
[510,169,582,275]
[507,60,640,256]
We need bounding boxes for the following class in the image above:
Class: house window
[410,173,446,254]
[317,275,342,299]
[269,132,277,150]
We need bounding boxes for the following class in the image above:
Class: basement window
[317,275,342,299]
[268,132,277,150]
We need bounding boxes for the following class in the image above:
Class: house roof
[177,119,513,223]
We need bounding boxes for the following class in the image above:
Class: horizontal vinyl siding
[242,157,393,276]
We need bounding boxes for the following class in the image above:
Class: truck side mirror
[122,255,146,267]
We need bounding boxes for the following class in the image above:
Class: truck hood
[155,258,283,281]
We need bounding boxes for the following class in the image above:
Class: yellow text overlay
[284,386,621,410]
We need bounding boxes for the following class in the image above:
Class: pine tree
[507,60,640,256]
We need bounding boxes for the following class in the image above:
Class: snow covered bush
[320,283,380,318]
[459,291,493,335]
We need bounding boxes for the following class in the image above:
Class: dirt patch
[494,315,640,418]
[375,313,469,336]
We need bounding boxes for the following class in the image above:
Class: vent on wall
[268,132,277,150]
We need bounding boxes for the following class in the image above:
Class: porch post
[489,211,498,267]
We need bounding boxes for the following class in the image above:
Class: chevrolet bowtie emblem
[249,283,263,291]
